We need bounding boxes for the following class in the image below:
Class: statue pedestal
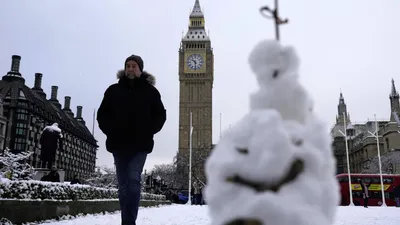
[33,168,65,183]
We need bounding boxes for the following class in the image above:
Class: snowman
[204,39,339,225]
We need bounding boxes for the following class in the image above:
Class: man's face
[125,60,141,79]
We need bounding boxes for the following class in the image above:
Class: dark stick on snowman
[39,123,63,169]
[259,0,289,41]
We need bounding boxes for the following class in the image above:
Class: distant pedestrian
[394,185,400,207]
[193,181,201,205]
[360,180,371,208]
[97,54,166,225]
[70,174,81,185]
[46,165,60,182]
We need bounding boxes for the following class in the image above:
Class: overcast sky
[1,0,399,171]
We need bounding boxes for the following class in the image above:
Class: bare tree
[362,149,400,174]
[174,144,212,189]
[84,165,117,188]
[150,163,176,187]
[148,144,213,189]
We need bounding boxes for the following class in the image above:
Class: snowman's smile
[226,158,304,192]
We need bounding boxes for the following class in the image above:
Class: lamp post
[187,112,194,205]
[337,112,354,206]
[220,113,222,139]
[367,114,387,207]
[259,0,289,41]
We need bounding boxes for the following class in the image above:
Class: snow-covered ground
[31,205,399,225]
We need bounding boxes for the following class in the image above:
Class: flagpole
[92,108,95,136]
[219,113,222,139]
[187,112,193,205]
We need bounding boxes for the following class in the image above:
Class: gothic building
[0,55,98,180]
[331,79,400,174]
[176,0,214,187]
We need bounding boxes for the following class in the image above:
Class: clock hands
[190,59,198,70]
[188,54,202,70]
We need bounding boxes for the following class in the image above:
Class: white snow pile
[204,40,339,225]
[0,178,166,201]
[43,123,63,138]
[0,148,35,181]
[24,205,400,225]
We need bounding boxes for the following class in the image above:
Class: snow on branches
[150,163,176,188]
[0,179,167,201]
[0,148,35,181]
[84,165,118,189]
[362,149,400,174]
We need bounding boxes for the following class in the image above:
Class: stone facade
[177,0,214,187]
[331,79,400,174]
[0,55,98,180]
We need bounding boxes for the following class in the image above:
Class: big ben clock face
[187,54,204,70]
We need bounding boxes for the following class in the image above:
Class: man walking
[97,54,166,225]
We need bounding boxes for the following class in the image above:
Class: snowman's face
[211,110,305,193]
[205,111,338,225]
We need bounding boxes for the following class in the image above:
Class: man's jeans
[113,151,147,225]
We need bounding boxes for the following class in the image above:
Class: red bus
[336,173,400,207]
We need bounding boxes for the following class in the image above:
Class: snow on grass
[27,205,400,225]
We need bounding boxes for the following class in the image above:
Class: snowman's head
[248,39,299,87]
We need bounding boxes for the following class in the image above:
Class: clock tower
[177,0,213,185]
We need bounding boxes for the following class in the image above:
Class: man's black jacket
[97,70,166,153]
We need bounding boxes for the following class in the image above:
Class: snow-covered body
[40,123,63,167]
[205,40,339,225]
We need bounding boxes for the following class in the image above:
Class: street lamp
[259,0,289,41]
[367,114,387,207]
[187,112,194,205]
[337,112,354,206]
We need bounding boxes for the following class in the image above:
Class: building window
[16,123,28,136]
[16,108,29,121]
[18,101,28,108]
[14,142,26,151]
[18,90,26,100]
[385,138,390,151]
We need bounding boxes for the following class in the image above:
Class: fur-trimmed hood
[116,70,156,86]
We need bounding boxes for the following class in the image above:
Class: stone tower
[390,79,400,121]
[336,92,350,126]
[177,0,213,185]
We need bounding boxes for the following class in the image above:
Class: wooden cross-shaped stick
[259,0,289,41]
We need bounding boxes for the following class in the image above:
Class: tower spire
[182,0,209,42]
[190,0,203,18]
[389,79,400,121]
[390,78,399,98]
[336,91,350,125]
[339,90,345,105]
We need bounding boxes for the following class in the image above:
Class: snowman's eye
[236,148,249,154]
[272,70,279,78]
[292,138,303,146]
